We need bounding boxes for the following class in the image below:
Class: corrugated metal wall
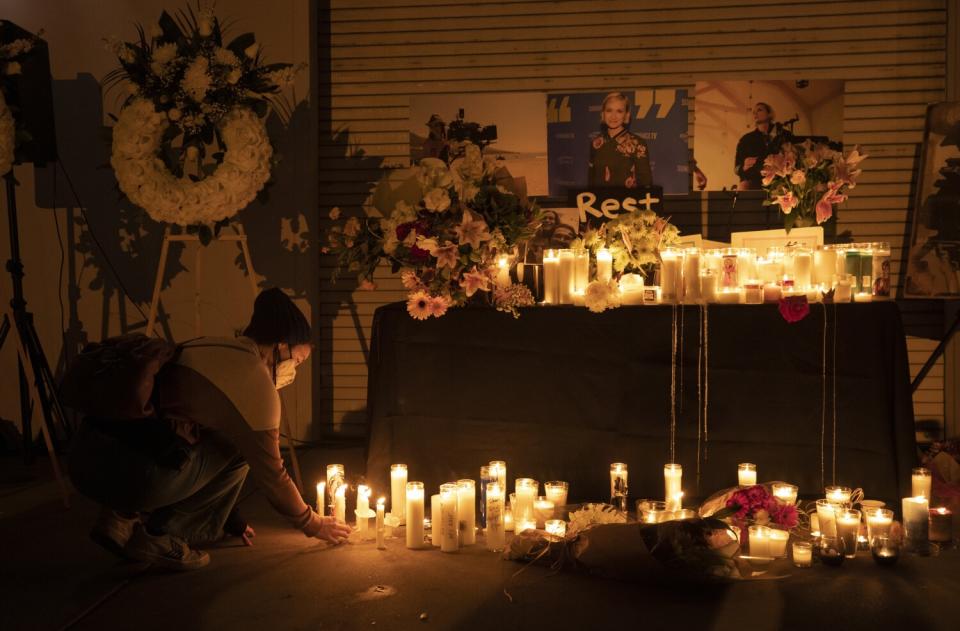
[318,0,948,436]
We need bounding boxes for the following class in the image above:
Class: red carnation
[778,295,810,323]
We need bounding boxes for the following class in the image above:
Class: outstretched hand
[241,525,256,546]
[315,516,352,545]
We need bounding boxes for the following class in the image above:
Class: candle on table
[700,270,718,303]
[794,250,812,288]
[389,464,407,524]
[792,541,813,567]
[812,247,837,287]
[479,465,495,529]
[834,277,853,303]
[717,288,740,304]
[772,483,798,505]
[439,483,459,552]
[504,507,514,532]
[738,248,758,281]
[489,460,507,491]
[683,248,701,303]
[430,493,441,547]
[376,497,386,549]
[534,497,555,528]
[517,518,538,533]
[836,509,861,559]
[871,536,900,566]
[610,463,628,508]
[496,255,511,287]
[596,248,613,283]
[573,249,589,292]
[912,467,932,499]
[618,273,645,305]
[356,484,371,534]
[762,283,782,303]
[865,507,893,541]
[816,499,838,537]
[642,286,662,305]
[902,496,929,545]
[316,481,325,515]
[485,482,506,552]
[326,464,345,508]
[929,507,953,543]
[457,479,477,546]
[810,513,820,534]
[557,249,575,304]
[572,289,585,307]
[825,486,853,506]
[515,478,538,522]
[854,291,873,303]
[742,281,762,305]
[660,248,683,303]
[545,520,567,538]
[768,529,790,557]
[542,250,559,304]
[544,481,569,510]
[749,525,772,557]
[664,464,682,512]
[737,463,757,486]
[405,482,425,549]
[334,485,346,524]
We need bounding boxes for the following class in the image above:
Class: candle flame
[358,484,371,498]
[936,507,948,515]
[377,497,385,507]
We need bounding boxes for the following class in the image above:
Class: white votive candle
[543,250,559,304]
[825,486,853,506]
[854,291,873,303]
[865,507,893,541]
[701,270,718,303]
[376,497,386,549]
[504,507,515,532]
[356,484,371,534]
[768,528,790,557]
[545,520,567,538]
[405,482,425,549]
[534,497,555,528]
[793,541,813,567]
[596,248,613,283]
[390,464,408,524]
[496,255,511,287]
[430,493,441,547]
[749,525,771,557]
[489,460,507,491]
[544,481,569,510]
[485,482,506,552]
[738,463,757,486]
[439,483,459,552]
[664,463,683,512]
[457,479,477,546]
[334,485,346,524]
[816,499,838,537]
[912,468,932,499]
[902,496,929,543]
[573,249,589,292]
[837,509,861,558]
[772,483,798,505]
[515,478,538,522]
[517,518,538,533]
[557,249,575,304]
[660,248,683,303]
[717,288,741,304]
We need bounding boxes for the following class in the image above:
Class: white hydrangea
[111,98,273,225]
[0,91,15,176]
[182,56,211,102]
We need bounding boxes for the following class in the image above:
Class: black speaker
[1,20,57,165]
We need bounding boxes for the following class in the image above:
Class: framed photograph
[522,206,580,263]
[730,227,824,253]
[903,102,960,297]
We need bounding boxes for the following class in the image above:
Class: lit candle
[534,497,555,528]
[545,519,567,538]
[439,483,459,552]
[749,525,771,557]
[390,464,408,524]
[902,496,929,544]
[816,499,838,537]
[794,250,812,288]
[610,463,628,507]
[837,509,861,559]
[664,464,683,512]
[596,248,613,283]
[865,507,893,541]
[517,518,538,533]
[738,463,757,486]
[912,468,932,499]
[768,528,790,557]
[573,249,589,292]
[834,277,852,303]
[572,289,585,307]
[489,460,507,491]
[700,270,718,303]
[854,291,873,303]
[356,484,371,534]
[376,497,386,550]
[515,478,538,522]
[334,485,346,524]
[618,273,645,305]
[430,493,441,547]
[717,288,740,304]
[669,509,698,521]
[316,481,325,515]
[825,486,853,506]
[792,541,813,567]
[496,255,511,287]
[660,248,683,303]
[929,507,952,543]
[557,249,575,304]
[405,482,425,549]
[326,464,345,508]
[812,247,837,287]
[543,250,559,304]
[742,281,762,305]
[683,248,701,303]
[457,479,477,546]
[762,283,782,303]
[486,482,506,552]
[504,507,514,532]
[544,481,569,509]
[479,465,495,529]
[772,483,798,505]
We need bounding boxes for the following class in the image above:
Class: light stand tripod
[0,171,70,507]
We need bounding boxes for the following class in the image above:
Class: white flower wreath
[110,98,272,225]
[0,91,15,176]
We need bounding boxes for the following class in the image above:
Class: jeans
[69,419,249,544]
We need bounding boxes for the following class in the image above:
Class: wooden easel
[145,223,304,492]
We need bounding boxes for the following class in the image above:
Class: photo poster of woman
[692,80,844,192]
[408,92,549,196]
[546,89,690,198]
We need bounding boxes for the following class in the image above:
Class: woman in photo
[587,92,653,189]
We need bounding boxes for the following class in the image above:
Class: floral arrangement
[326,143,541,319]
[581,209,680,278]
[566,503,627,536]
[583,279,622,314]
[105,2,301,230]
[761,140,867,232]
[0,29,43,175]
[711,485,798,530]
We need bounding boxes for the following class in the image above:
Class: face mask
[275,358,297,390]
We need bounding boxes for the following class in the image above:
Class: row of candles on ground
[536,242,891,306]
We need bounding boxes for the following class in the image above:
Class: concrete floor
[3,445,960,631]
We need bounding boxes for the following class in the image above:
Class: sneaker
[124,524,210,571]
[90,507,138,559]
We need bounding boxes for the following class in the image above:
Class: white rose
[423,187,451,213]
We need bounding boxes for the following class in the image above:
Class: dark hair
[755,102,773,116]
[243,288,311,347]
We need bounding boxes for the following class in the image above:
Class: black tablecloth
[365,302,917,505]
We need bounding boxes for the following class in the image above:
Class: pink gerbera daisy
[406,291,431,320]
